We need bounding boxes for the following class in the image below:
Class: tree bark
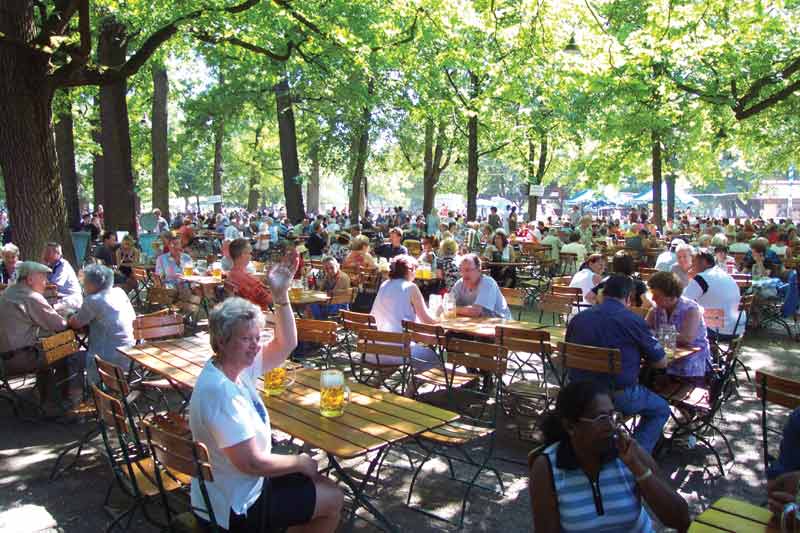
[0,2,74,263]
[151,63,170,219]
[98,18,137,234]
[665,172,676,222]
[91,105,105,211]
[307,142,320,215]
[527,135,548,222]
[422,119,435,217]
[55,106,81,230]
[466,71,480,221]
[212,115,224,214]
[274,78,305,221]
[651,131,663,230]
[247,124,263,213]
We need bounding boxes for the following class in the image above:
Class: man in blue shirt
[566,274,670,453]
[375,227,408,260]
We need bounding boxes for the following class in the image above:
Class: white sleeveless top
[371,279,417,332]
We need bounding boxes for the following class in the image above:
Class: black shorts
[227,473,316,532]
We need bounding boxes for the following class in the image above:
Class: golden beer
[212,267,223,279]
[264,367,288,396]
[183,266,194,276]
[319,369,349,417]
[289,287,303,299]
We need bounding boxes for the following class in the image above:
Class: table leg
[327,449,399,533]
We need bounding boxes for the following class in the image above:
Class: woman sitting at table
[115,235,140,278]
[530,380,689,533]
[670,243,695,288]
[370,255,440,393]
[189,257,343,533]
[481,229,518,288]
[646,272,711,385]
[308,255,351,320]
[417,236,438,266]
[437,238,461,290]
[342,234,377,270]
[227,238,272,310]
[68,264,135,383]
[569,253,605,305]
[744,238,782,279]
[155,234,192,288]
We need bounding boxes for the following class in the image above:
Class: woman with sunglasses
[529,381,689,533]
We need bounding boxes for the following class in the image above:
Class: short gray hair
[209,297,264,356]
[2,243,19,257]
[321,255,339,269]
[676,243,695,255]
[83,264,114,291]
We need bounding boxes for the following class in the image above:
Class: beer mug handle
[344,385,351,407]
[782,502,799,533]
[285,365,296,390]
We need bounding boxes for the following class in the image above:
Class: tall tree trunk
[349,107,371,219]
[274,78,305,221]
[151,63,170,219]
[247,124,263,213]
[91,108,105,213]
[666,172,676,222]
[651,131,663,230]
[55,105,81,230]
[527,135,548,222]
[212,115,224,214]
[99,18,137,234]
[0,2,74,263]
[422,119,436,216]
[466,72,480,221]
[307,142,320,215]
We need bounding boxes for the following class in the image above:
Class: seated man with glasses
[565,274,669,454]
[450,253,511,319]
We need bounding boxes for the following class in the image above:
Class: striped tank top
[543,442,653,532]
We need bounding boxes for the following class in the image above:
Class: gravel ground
[1,327,797,533]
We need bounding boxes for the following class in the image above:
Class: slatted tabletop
[180,275,223,286]
[289,290,330,305]
[119,334,458,459]
[689,497,777,532]
[438,316,549,338]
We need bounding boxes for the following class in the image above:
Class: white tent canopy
[632,185,698,206]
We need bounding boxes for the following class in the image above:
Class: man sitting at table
[566,274,670,454]
[227,238,272,310]
[42,242,83,312]
[683,249,744,339]
[308,256,351,320]
[743,238,782,278]
[374,227,408,260]
[0,261,84,411]
[450,253,511,319]
[155,233,192,287]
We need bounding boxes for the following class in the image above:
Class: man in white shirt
[655,239,683,272]
[683,250,744,337]
[451,254,511,319]
[540,227,562,261]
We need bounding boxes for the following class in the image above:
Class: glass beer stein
[263,361,294,396]
[319,369,350,418]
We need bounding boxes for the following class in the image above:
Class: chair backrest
[328,287,357,306]
[550,275,572,286]
[500,287,526,308]
[755,370,800,475]
[95,354,131,398]
[38,330,79,366]
[402,320,445,349]
[559,252,578,268]
[341,267,362,288]
[340,310,376,333]
[144,421,214,482]
[495,326,551,356]
[549,285,582,300]
[359,267,382,293]
[131,267,149,283]
[92,383,130,435]
[703,308,726,330]
[445,337,508,377]
[133,312,185,341]
[356,329,410,365]
[538,293,578,322]
[558,341,622,376]
[296,318,338,345]
[148,287,177,306]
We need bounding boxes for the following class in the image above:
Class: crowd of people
[3,200,800,532]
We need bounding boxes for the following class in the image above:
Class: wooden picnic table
[689,496,777,532]
[119,333,457,532]
[438,316,548,338]
[180,275,223,286]
[289,289,330,306]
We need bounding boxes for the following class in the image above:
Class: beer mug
[263,361,294,396]
[211,262,223,279]
[319,369,350,418]
[182,259,194,277]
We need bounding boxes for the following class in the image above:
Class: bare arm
[261,255,299,369]
[530,455,560,533]
[223,437,317,479]
[410,285,437,324]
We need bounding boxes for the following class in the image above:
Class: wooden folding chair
[559,252,578,275]
[402,321,447,396]
[351,329,411,393]
[755,370,800,476]
[295,318,339,368]
[143,421,220,532]
[498,327,558,440]
[537,292,576,326]
[500,287,527,320]
[407,337,508,528]
[558,341,622,385]
[92,384,189,532]
[339,310,376,357]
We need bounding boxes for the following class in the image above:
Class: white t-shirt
[683,266,744,336]
[569,268,598,304]
[189,358,271,529]
[371,279,417,332]
[655,251,677,272]
[450,275,511,319]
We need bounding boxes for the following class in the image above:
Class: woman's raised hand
[267,248,299,297]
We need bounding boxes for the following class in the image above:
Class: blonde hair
[350,234,370,251]
[209,297,264,357]
[439,238,458,257]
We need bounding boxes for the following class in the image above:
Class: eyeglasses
[578,412,620,426]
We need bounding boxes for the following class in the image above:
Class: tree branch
[478,140,511,157]
[444,69,471,109]
[735,55,800,111]
[736,78,800,120]
[193,31,299,62]
[32,0,80,47]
